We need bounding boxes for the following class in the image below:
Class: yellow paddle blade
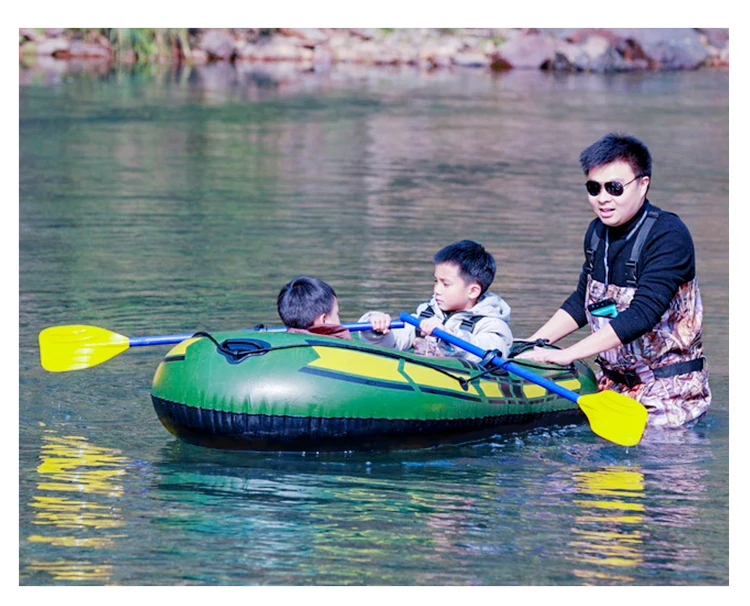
[39,325,130,372]
[577,390,649,447]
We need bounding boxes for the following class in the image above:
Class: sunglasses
[585,175,643,197]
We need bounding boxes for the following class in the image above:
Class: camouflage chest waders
[584,210,711,428]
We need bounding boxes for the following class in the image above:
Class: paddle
[38,321,406,373]
[398,312,647,447]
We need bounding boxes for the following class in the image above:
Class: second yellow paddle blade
[577,390,649,447]
[39,325,130,372]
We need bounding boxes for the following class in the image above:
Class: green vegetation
[71,28,192,63]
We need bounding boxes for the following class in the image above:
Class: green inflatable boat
[150,330,599,451]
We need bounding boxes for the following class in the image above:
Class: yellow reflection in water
[25,429,129,583]
[35,433,127,496]
[568,466,646,583]
[25,560,114,583]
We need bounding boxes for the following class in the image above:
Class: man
[518,133,710,428]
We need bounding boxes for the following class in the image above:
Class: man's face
[586,160,650,227]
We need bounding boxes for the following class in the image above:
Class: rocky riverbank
[20,28,729,77]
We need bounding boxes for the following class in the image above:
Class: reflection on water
[562,422,721,584]
[25,560,114,583]
[569,466,646,583]
[25,428,129,583]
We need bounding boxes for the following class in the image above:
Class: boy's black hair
[277,276,337,329]
[433,240,496,296]
[579,132,652,178]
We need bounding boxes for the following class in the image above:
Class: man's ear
[468,282,482,299]
[639,175,651,194]
[312,312,327,327]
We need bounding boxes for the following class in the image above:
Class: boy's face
[432,262,481,313]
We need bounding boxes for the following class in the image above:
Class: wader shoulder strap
[625,210,661,287]
[585,223,603,274]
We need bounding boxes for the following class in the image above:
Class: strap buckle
[597,360,642,388]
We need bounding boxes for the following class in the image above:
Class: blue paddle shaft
[398,312,581,404]
[128,321,406,348]
[129,334,197,347]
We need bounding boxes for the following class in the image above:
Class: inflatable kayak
[150,330,599,451]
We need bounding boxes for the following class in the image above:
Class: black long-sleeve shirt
[560,200,696,345]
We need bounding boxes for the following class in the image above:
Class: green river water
[18,64,729,586]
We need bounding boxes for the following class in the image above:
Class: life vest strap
[419,307,484,334]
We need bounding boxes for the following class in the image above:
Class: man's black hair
[579,132,652,178]
[433,240,496,295]
[277,276,337,329]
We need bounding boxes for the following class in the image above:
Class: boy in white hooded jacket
[358,240,513,362]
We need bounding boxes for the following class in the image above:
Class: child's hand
[369,312,392,334]
[419,317,445,336]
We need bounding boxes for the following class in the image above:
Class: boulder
[67,40,110,59]
[236,39,310,62]
[453,52,491,68]
[696,28,729,49]
[549,28,620,46]
[36,37,70,56]
[277,28,328,47]
[418,42,460,68]
[555,35,636,72]
[348,28,378,40]
[611,28,708,69]
[497,33,557,69]
[199,29,237,60]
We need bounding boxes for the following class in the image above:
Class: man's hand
[515,346,575,366]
